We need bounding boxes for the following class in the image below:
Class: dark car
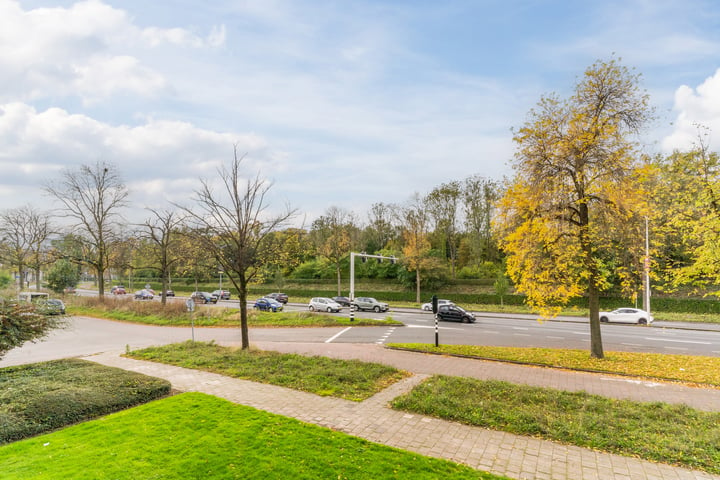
[37,298,66,315]
[212,289,231,300]
[332,296,352,307]
[436,304,476,323]
[134,289,154,300]
[253,297,283,312]
[191,291,218,304]
[266,292,288,304]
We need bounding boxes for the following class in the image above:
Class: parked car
[421,299,454,311]
[436,304,476,323]
[191,291,218,304]
[111,285,126,295]
[309,297,343,313]
[332,296,352,307]
[599,308,653,325]
[165,290,175,297]
[254,297,283,312]
[134,289,154,300]
[351,297,389,313]
[63,286,77,294]
[265,292,288,304]
[212,289,231,300]
[37,298,66,315]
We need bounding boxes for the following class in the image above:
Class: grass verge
[66,295,401,327]
[391,375,720,473]
[0,392,503,480]
[127,341,409,401]
[0,359,170,444]
[386,343,720,386]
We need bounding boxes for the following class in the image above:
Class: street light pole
[644,217,651,314]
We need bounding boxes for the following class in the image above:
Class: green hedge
[0,359,171,444]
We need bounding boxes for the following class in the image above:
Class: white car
[308,297,343,313]
[599,308,653,325]
[421,299,454,311]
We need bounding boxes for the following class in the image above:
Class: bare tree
[45,161,129,297]
[140,208,187,304]
[180,147,296,349]
[0,205,54,290]
[310,206,355,295]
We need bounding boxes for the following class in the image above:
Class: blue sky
[2,0,719,225]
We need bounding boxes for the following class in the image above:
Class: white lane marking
[376,327,397,344]
[513,327,529,330]
[546,336,565,340]
[573,332,590,335]
[325,327,352,343]
[644,337,711,345]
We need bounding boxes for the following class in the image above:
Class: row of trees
[2,57,719,359]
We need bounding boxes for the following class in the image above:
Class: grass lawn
[391,375,720,474]
[0,359,170,444]
[127,341,410,401]
[0,392,503,480]
[386,343,720,386]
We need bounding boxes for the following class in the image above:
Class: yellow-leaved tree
[496,58,653,358]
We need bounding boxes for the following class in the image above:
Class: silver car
[351,297,389,313]
[308,297,343,313]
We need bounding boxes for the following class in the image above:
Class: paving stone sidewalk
[84,344,720,480]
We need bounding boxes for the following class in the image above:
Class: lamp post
[643,217,651,314]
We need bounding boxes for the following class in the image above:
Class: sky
[1,0,720,227]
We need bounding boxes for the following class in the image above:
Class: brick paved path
[84,343,720,480]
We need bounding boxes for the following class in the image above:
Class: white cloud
[0,102,276,212]
[662,68,720,152]
[0,0,223,103]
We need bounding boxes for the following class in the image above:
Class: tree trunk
[238,275,249,350]
[415,269,421,303]
[588,280,604,359]
[336,264,342,296]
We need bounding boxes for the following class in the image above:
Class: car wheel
[309,305,315,311]
[463,317,470,323]
[327,307,332,312]
[422,305,429,311]
[600,316,608,323]
[638,318,647,325]
[373,306,380,313]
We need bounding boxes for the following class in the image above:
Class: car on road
[165,290,175,297]
[421,299,454,311]
[212,289,231,300]
[37,298,66,315]
[599,308,653,325]
[332,296,352,307]
[191,291,218,304]
[265,292,288,304]
[351,297,389,313]
[436,304,476,323]
[254,297,283,312]
[134,289,154,300]
[308,297,343,313]
[111,285,126,295]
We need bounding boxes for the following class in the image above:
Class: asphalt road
[2,300,719,368]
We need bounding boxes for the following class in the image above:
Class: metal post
[349,252,355,322]
[435,313,439,347]
[644,217,651,315]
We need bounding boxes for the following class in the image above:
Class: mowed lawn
[0,393,504,480]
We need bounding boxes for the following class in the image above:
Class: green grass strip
[388,343,720,386]
[127,341,409,401]
[0,392,504,479]
[392,375,720,473]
